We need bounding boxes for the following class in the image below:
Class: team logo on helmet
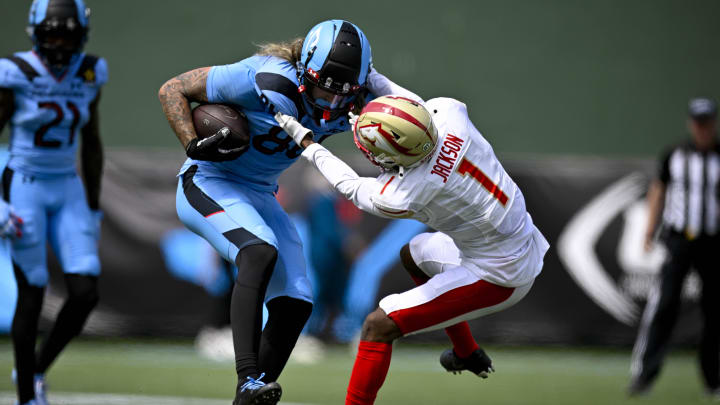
[353,96,438,171]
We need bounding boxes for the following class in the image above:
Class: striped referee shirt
[660,140,720,238]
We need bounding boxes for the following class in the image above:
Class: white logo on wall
[557,172,700,326]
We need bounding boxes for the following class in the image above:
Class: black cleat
[232,373,282,405]
[627,377,653,397]
[440,348,494,378]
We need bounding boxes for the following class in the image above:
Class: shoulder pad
[76,54,108,85]
[255,58,303,118]
[1,55,40,83]
[371,170,439,214]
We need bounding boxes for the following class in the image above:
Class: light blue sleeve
[0,59,27,90]
[95,57,109,86]
[206,61,262,110]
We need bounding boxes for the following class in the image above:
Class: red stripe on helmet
[358,123,420,157]
[361,101,434,142]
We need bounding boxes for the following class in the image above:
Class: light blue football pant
[3,168,100,287]
[175,165,312,303]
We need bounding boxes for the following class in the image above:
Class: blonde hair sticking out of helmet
[255,36,366,114]
[256,37,304,63]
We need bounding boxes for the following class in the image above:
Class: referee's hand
[643,233,654,252]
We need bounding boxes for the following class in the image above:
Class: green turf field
[0,338,715,405]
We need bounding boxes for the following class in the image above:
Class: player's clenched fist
[185,127,244,162]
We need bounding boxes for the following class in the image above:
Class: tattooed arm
[0,88,14,134]
[157,67,210,149]
[81,91,103,210]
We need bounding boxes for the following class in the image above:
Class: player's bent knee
[65,275,100,309]
[234,243,278,287]
[361,308,402,343]
[399,244,427,281]
[235,243,278,268]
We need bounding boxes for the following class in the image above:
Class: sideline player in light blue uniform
[0,1,107,404]
[159,20,420,405]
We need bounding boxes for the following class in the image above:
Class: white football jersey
[302,97,549,286]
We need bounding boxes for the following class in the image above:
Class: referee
[630,98,719,396]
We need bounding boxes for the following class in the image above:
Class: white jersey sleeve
[366,68,424,103]
[301,143,409,218]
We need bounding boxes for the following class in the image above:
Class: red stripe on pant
[388,279,514,335]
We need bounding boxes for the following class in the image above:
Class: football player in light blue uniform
[0,1,107,404]
[159,19,420,405]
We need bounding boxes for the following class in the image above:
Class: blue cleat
[33,374,49,405]
[232,373,282,405]
[11,370,49,405]
[440,348,495,378]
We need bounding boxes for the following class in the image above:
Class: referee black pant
[631,232,720,390]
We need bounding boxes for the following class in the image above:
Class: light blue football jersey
[182,55,367,192]
[0,51,108,176]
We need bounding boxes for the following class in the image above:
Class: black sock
[11,262,44,404]
[258,296,313,382]
[231,244,277,383]
[36,275,98,374]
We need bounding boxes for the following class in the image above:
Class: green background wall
[1,0,719,157]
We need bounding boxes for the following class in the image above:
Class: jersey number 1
[456,158,509,206]
[34,101,80,148]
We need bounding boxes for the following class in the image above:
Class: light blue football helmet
[27,0,90,67]
[297,20,372,122]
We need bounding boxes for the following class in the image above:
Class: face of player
[688,116,718,150]
[35,25,84,68]
[310,85,353,110]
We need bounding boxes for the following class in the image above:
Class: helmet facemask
[298,20,370,125]
[33,18,86,68]
[28,0,89,70]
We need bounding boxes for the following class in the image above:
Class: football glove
[0,200,23,239]
[274,112,313,147]
[186,127,245,162]
[348,111,359,128]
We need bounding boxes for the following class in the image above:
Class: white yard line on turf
[0,391,314,405]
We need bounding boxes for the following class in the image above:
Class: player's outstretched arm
[274,113,389,216]
[0,88,14,133]
[81,91,103,210]
[158,67,210,149]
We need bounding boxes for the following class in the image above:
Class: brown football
[192,104,250,150]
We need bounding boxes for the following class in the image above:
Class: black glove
[185,127,246,162]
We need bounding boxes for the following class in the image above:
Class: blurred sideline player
[275,95,549,404]
[0,1,107,404]
[158,20,420,405]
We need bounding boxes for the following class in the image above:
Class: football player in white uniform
[275,95,549,405]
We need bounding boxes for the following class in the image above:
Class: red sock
[346,340,393,405]
[445,322,479,358]
[409,272,479,358]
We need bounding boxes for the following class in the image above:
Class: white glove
[348,112,359,129]
[0,200,23,239]
[274,112,313,146]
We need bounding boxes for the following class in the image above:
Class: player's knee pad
[408,232,460,277]
[64,274,99,309]
[234,243,278,288]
